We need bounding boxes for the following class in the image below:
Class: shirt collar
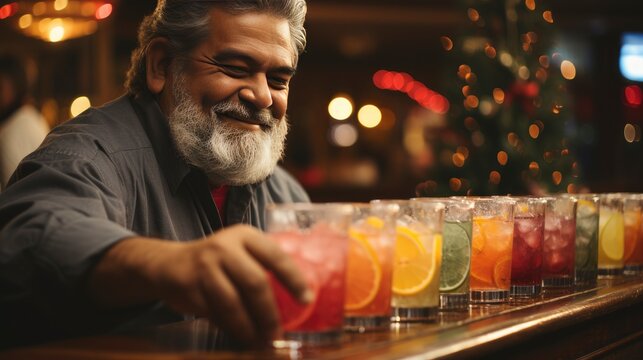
[129,91,192,194]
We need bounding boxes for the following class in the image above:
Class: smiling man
[0,0,311,349]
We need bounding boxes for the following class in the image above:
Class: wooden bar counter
[3,276,643,359]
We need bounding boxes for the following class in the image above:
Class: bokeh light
[624,85,642,107]
[525,0,536,11]
[543,10,554,23]
[441,36,453,51]
[452,153,465,167]
[467,8,480,22]
[489,171,501,185]
[497,151,508,166]
[624,123,636,143]
[552,171,562,185]
[560,60,576,80]
[357,104,382,128]
[330,123,358,147]
[493,88,505,104]
[70,96,91,117]
[449,178,462,191]
[328,96,353,120]
[529,124,540,139]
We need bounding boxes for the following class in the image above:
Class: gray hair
[125,0,307,95]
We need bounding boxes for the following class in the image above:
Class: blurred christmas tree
[416,0,582,197]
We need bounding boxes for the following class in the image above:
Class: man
[0,54,50,190]
[0,0,311,349]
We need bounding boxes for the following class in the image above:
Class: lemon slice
[345,234,381,311]
[392,227,438,295]
[366,216,384,229]
[600,212,624,261]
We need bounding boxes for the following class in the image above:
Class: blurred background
[1,0,641,202]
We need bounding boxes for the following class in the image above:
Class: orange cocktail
[470,198,515,304]
[344,203,398,331]
[623,194,643,275]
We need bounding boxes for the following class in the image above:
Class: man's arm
[88,224,312,346]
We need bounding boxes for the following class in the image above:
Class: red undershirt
[210,185,229,226]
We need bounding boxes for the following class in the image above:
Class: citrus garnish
[439,221,471,292]
[600,212,624,261]
[471,217,487,253]
[366,216,384,229]
[493,256,512,288]
[392,226,437,295]
[345,234,381,311]
[470,257,492,285]
[273,268,318,330]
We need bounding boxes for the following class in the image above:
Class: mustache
[210,101,277,127]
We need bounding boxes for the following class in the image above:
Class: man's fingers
[242,231,313,304]
[221,249,282,343]
[200,263,258,344]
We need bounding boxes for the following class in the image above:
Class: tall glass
[542,196,577,289]
[623,194,643,275]
[344,202,399,331]
[470,197,515,304]
[510,197,546,298]
[598,194,625,277]
[374,199,444,322]
[573,194,600,286]
[266,203,352,347]
[414,198,473,311]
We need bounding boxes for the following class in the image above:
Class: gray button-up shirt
[0,92,309,347]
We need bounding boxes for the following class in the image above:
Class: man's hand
[88,224,312,346]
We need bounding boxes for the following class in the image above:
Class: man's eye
[222,65,248,76]
[269,77,290,89]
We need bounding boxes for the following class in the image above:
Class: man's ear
[146,38,171,94]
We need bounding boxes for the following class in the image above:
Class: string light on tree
[416,0,581,196]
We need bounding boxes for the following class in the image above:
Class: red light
[0,2,18,20]
[624,85,642,107]
[411,87,429,102]
[381,71,394,89]
[95,3,113,20]
[372,70,387,88]
[392,73,405,90]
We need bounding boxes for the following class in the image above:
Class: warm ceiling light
[5,1,113,43]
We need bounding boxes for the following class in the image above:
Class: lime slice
[439,221,471,292]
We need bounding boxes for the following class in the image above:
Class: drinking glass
[470,197,515,304]
[373,199,444,322]
[413,197,474,311]
[572,194,600,286]
[598,194,625,277]
[510,197,546,298]
[623,194,643,275]
[542,196,577,289]
[344,202,399,331]
[266,203,352,347]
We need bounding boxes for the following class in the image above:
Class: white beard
[168,75,289,185]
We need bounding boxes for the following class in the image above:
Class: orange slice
[272,268,318,330]
[493,256,512,288]
[392,227,438,295]
[345,234,381,310]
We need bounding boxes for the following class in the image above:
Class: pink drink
[511,215,544,288]
[270,226,348,334]
[543,216,576,286]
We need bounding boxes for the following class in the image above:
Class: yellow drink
[391,225,442,311]
[598,206,625,276]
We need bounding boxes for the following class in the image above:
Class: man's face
[165,9,296,185]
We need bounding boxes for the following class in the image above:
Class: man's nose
[239,75,273,110]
